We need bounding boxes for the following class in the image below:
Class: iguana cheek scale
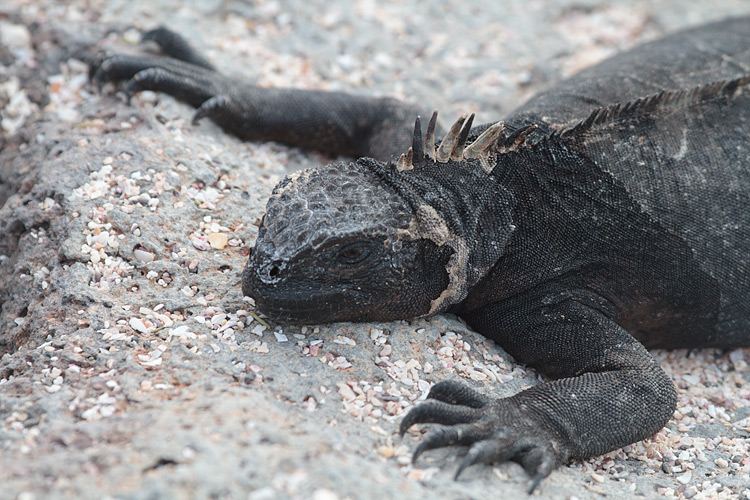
[90,18,750,493]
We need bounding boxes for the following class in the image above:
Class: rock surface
[2,1,750,499]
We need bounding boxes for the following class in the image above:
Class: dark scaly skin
[90,19,750,493]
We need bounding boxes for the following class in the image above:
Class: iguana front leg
[401,297,677,492]
[89,27,429,160]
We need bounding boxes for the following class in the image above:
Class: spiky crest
[425,110,438,161]
[497,124,538,153]
[452,113,475,161]
[396,146,415,171]
[462,121,504,159]
[391,111,539,174]
[411,116,424,160]
[436,113,469,162]
[559,75,750,139]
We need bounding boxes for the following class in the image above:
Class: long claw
[192,95,231,125]
[528,473,544,495]
[412,424,493,462]
[454,456,471,481]
[399,400,483,436]
[521,445,556,494]
[426,380,488,408]
[454,439,506,479]
[92,64,108,92]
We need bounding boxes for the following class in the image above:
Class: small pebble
[676,472,692,484]
[129,318,149,334]
[207,232,228,250]
[134,248,155,262]
[273,331,288,342]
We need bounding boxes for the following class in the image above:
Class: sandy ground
[2,1,750,499]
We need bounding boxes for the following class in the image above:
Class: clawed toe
[193,95,233,124]
[519,445,556,494]
[87,37,221,109]
[455,438,517,480]
[400,380,560,493]
[399,399,483,436]
[412,423,494,462]
[427,379,489,408]
[141,27,216,70]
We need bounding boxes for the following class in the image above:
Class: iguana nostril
[261,260,284,282]
[268,264,280,278]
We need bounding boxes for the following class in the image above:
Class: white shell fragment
[134,248,155,262]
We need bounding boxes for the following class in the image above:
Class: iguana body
[91,18,750,491]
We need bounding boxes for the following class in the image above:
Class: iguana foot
[400,380,561,494]
[89,28,222,108]
[89,27,429,157]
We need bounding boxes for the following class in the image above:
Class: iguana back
[504,18,750,348]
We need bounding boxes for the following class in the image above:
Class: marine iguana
[90,18,750,493]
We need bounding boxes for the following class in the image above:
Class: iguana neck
[360,156,518,313]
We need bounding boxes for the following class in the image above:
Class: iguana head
[242,113,524,324]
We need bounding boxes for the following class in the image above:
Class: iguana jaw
[242,233,453,324]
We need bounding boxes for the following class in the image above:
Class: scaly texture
[89,17,750,493]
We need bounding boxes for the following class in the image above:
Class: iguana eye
[337,242,370,264]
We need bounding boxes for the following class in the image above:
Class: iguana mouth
[248,287,368,325]
[251,298,342,324]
